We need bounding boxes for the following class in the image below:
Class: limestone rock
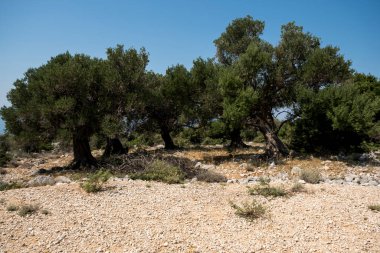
[28,175,56,187]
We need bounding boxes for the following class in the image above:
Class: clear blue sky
[0,0,379,132]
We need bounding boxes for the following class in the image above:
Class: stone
[28,175,56,187]
[200,164,216,170]
[275,172,289,181]
[239,163,248,169]
[344,174,358,183]
[333,179,345,185]
[239,178,249,184]
[359,175,370,185]
[291,166,303,176]
[368,180,378,186]
[298,180,306,184]
[55,176,71,184]
[247,176,258,183]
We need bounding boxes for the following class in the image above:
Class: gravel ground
[1,179,380,253]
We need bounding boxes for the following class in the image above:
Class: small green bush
[249,178,287,198]
[196,170,227,183]
[230,200,266,221]
[130,160,185,184]
[6,204,19,212]
[81,169,112,193]
[249,185,287,198]
[300,169,322,184]
[18,204,39,217]
[368,205,380,212]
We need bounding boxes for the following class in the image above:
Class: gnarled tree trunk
[71,129,97,169]
[160,125,177,150]
[103,137,128,158]
[257,117,289,159]
[229,128,248,148]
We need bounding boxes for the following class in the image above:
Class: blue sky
[0,0,379,132]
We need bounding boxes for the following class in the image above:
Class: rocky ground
[1,145,380,252]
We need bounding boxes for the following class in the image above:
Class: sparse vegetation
[300,168,322,184]
[0,168,7,174]
[368,205,380,212]
[18,204,39,217]
[249,185,287,198]
[249,178,287,198]
[130,160,185,184]
[6,204,19,211]
[291,182,306,193]
[195,170,227,183]
[0,181,25,191]
[230,200,266,221]
[80,169,112,193]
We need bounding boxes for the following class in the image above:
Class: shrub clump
[81,169,112,193]
[130,160,185,184]
[6,204,19,212]
[230,200,266,221]
[368,205,380,212]
[18,204,39,217]
[291,182,306,193]
[300,168,322,184]
[196,170,227,183]
[249,178,287,198]
[0,181,25,191]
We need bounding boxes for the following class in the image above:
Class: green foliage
[81,169,112,193]
[214,15,264,65]
[101,45,148,139]
[130,160,185,184]
[300,169,322,184]
[215,16,351,156]
[127,132,162,148]
[291,75,380,153]
[0,135,10,167]
[230,200,266,221]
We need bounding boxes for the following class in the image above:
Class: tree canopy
[1,16,378,168]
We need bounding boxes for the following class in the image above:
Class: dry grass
[291,182,307,193]
[230,200,266,221]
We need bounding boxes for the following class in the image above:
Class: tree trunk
[103,137,128,158]
[160,125,177,150]
[229,128,248,148]
[70,130,97,169]
[258,118,289,159]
